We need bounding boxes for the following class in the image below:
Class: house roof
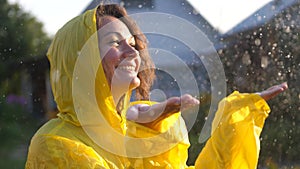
[222,0,298,38]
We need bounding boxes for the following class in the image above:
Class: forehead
[98,16,133,38]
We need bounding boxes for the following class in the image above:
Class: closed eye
[110,40,120,47]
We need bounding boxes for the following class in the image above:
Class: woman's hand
[126,94,199,123]
[258,82,288,101]
[162,94,200,115]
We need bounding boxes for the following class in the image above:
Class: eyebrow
[101,32,134,40]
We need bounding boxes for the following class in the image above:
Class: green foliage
[0,0,51,95]
[0,95,40,168]
[0,0,50,167]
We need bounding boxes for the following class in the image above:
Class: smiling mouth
[118,65,136,72]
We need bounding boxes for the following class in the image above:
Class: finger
[182,96,200,105]
[281,82,288,90]
[260,82,288,101]
[180,96,200,111]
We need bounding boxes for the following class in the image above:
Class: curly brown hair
[95,4,155,100]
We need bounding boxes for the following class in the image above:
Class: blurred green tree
[0,0,50,95]
[0,0,50,167]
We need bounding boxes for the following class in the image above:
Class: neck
[111,88,131,115]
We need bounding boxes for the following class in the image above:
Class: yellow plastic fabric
[195,91,270,169]
[126,101,192,168]
[25,5,271,169]
[26,7,131,169]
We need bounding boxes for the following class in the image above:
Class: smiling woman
[25,3,288,169]
[98,16,142,105]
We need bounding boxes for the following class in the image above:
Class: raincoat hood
[47,7,128,133]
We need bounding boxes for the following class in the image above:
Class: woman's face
[98,16,141,93]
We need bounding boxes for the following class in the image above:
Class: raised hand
[126,94,199,123]
[258,82,288,101]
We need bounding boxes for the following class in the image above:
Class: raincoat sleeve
[25,134,110,169]
[195,91,270,169]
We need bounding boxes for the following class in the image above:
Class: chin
[129,77,141,90]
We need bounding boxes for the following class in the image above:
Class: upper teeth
[118,66,135,71]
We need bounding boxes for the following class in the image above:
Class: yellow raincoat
[25,6,271,169]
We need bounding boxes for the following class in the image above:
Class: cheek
[101,49,120,82]
[102,49,120,68]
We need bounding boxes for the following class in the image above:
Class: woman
[25,4,287,169]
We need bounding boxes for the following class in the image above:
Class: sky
[8,0,271,35]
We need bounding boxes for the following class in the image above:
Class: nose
[121,41,138,58]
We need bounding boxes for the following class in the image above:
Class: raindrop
[242,52,251,65]
[257,15,262,21]
[285,26,291,33]
[286,13,292,20]
[192,9,198,15]
[254,38,261,46]
[271,5,276,10]
[261,56,268,68]
[138,4,142,8]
